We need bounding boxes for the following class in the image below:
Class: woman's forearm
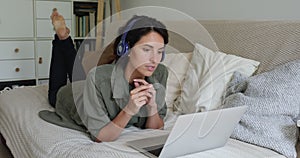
[145,106,164,129]
[97,109,132,142]
[96,104,164,142]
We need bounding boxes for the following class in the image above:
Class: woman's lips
[146,65,156,72]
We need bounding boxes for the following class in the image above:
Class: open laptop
[126,106,247,158]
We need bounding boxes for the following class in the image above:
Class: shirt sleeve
[78,68,111,139]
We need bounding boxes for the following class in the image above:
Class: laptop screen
[142,144,164,157]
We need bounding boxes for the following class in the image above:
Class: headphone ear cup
[117,41,124,56]
[117,41,130,56]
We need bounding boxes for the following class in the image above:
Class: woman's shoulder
[86,64,114,82]
[88,64,114,75]
[95,64,114,72]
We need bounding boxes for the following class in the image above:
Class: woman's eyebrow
[142,44,154,48]
[142,44,165,50]
[158,47,165,50]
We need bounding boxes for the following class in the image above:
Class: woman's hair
[113,15,169,58]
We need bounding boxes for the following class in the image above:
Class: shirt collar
[111,56,129,99]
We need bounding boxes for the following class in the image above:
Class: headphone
[116,18,165,62]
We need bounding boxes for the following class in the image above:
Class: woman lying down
[39,10,169,142]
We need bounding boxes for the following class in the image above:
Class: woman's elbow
[96,131,120,142]
[95,136,118,142]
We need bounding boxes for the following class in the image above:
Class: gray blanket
[222,59,300,158]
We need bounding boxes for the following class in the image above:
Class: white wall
[120,0,300,20]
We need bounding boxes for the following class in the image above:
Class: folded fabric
[223,59,300,158]
[178,43,259,114]
[162,52,192,109]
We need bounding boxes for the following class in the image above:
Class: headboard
[85,20,300,75]
[200,20,300,74]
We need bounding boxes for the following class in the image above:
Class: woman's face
[128,31,165,77]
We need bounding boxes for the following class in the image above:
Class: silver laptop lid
[159,106,247,158]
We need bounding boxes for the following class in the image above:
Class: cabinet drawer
[36,41,52,78]
[0,0,34,38]
[0,41,34,60]
[36,1,72,19]
[0,60,35,80]
[36,19,72,38]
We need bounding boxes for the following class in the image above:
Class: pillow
[162,52,192,109]
[178,43,260,113]
[223,59,300,158]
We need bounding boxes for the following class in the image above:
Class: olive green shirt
[39,61,168,140]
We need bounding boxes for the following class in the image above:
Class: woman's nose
[149,52,161,63]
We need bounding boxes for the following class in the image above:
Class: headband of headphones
[116,18,165,61]
[116,18,140,57]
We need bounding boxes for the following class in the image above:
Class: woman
[39,11,169,142]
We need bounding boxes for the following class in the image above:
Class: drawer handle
[15,67,20,72]
[39,57,43,64]
[14,48,20,53]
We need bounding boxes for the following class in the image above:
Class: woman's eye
[158,50,164,54]
[143,48,151,52]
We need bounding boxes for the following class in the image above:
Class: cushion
[223,59,300,158]
[162,52,192,109]
[178,43,260,113]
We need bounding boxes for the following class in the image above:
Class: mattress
[0,85,286,158]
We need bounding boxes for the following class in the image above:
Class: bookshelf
[73,1,98,52]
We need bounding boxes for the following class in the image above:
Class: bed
[1,19,300,158]
[0,85,285,158]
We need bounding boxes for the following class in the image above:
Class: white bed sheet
[0,85,287,158]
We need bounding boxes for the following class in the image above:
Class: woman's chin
[144,71,154,77]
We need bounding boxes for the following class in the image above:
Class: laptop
[126,106,247,158]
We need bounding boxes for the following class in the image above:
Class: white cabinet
[36,41,52,78]
[36,1,72,19]
[0,41,34,60]
[36,20,72,38]
[0,60,35,80]
[36,1,72,38]
[0,0,34,38]
[0,0,34,82]
[0,0,96,87]
[0,41,35,81]
[35,0,72,80]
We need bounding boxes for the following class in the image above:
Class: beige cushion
[162,52,192,108]
[178,43,260,113]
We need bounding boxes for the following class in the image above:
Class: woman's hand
[124,80,153,115]
[131,79,164,129]
[132,79,158,116]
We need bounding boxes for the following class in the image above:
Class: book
[89,11,96,37]
[85,15,89,37]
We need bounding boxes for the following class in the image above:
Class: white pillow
[178,43,260,114]
[162,52,192,108]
